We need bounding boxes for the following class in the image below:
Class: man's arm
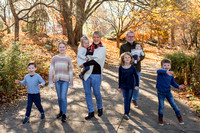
[120,45,125,55]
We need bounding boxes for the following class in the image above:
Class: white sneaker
[123,114,130,120]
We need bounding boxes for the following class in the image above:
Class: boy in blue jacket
[15,62,45,124]
[156,59,185,126]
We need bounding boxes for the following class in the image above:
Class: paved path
[0,64,200,133]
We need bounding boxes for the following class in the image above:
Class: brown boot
[158,117,164,126]
[177,116,184,124]
[132,101,138,108]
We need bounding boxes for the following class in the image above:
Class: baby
[131,43,145,64]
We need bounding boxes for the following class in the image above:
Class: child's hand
[69,84,73,88]
[85,57,89,61]
[118,88,121,93]
[179,84,186,89]
[166,70,174,76]
[137,57,140,61]
[135,86,139,90]
[80,64,84,68]
[15,80,21,84]
[38,84,43,87]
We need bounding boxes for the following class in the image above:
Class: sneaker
[41,112,45,119]
[85,112,94,120]
[79,74,84,80]
[132,101,138,108]
[56,111,63,119]
[23,116,29,124]
[61,114,66,122]
[123,114,130,120]
[177,116,184,124]
[98,108,103,117]
[158,117,164,126]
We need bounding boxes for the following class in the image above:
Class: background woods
[0,0,199,47]
[0,0,200,111]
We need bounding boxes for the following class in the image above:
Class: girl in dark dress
[118,52,139,120]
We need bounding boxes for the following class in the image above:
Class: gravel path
[0,64,200,133]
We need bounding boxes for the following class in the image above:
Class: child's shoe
[123,114,130,120]
[56,111,63,119]
[79,74,84,80]
[177,116,184,124]
[98,108,103,117]
[61,114,66,122]
[132,101,138,108]
[41,112,45,119]
[23,116,29,124]
[158,117,164,126]
[85,112,94,120]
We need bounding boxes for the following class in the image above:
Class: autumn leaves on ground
[1,33,199,117]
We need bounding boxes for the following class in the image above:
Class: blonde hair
[78,35,89,49]
[58,41,66,47]
[80,36,89,46]
[119,52,134,66]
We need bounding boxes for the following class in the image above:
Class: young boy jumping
[156,59,185,126]
[15,62,45,124]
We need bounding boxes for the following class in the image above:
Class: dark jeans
[133,55,138,64]
[157,91,181,118]
[122,88,134,116]
[85,65,90,70]
[25,93,44,117]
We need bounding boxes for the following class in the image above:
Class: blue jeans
[55,80,69,114]
[122,88,134,116]
[26,93,44,117]
[157,91,181,118]
[132,72,140,101]
[82,74,103,113]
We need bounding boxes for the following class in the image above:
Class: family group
[15,30,185,126]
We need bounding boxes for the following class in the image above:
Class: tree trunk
[116,36,120,48]
[74,27,82,45]
[193,31,198,48]
[6,24,11,34]
[157,33,160,48]
[61,15,67,35]
[15,19,19,41]
[171,25,175,46]
[62,6,74,45]
[65,17,74,45]
[73,0,86,45]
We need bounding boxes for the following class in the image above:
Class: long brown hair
[119,52,134,66]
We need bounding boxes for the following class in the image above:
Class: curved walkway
[0,64,200,133]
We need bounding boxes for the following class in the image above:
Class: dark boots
[56,111,63,119]
[85,112,94,120]
[79,69,88,80]
[98,108,103,117]
[61,114,66,122]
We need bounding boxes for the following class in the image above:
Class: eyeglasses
[127,36,134,38]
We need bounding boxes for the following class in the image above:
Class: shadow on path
[0,64,200,133]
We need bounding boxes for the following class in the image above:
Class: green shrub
[165,51,189,84]
[165,50,200,96]
[0,42,29,100]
